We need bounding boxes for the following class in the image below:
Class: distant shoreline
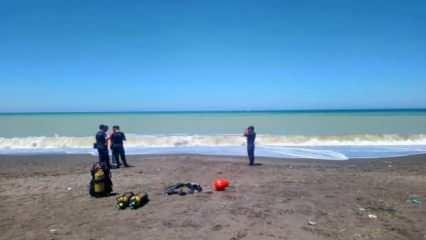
[1,108,426,115]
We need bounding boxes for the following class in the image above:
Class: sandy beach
[0,154,425,240]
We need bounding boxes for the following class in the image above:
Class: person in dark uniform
[110,125,130,168]
[244,126,256,166]
[95,124,112,169]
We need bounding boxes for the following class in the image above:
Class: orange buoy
[213,178,230,191]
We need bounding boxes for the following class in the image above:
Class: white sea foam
[1,134,426,159]
[1,134,426,149]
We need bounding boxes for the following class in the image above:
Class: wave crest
[0,134,425,149]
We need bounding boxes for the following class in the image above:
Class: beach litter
[67,187,72,191]
[407,195,423,205]
[308,220,317,226]
[49,229,58,234]
[203,187,214,194]
[368,214,378,220]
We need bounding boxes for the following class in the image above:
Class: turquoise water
[1,110,426,159]
[2,110,426,137]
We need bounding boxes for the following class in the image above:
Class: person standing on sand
[244,126,256,166]
[95,124,112,169]
[110,125,130,168]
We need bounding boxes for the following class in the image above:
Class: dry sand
[0,154,425,240]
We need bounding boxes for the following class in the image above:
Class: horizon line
[1,108,426,115]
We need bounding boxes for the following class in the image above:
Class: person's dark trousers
[247,145,255,166]
[98,148,111,169]
[111,148,119,167]
[112,146,128,167]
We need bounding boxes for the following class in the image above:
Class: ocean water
[1,110,426,160]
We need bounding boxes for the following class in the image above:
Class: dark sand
[0,154,425,240]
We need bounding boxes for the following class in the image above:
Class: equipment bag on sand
[89,162,113,198]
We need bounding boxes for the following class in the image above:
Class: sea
[1,110,426,160]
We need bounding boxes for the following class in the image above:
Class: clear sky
[1,0,425,112]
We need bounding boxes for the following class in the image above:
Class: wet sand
[0,154,425,240]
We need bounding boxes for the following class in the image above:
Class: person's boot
[116,161,122,168]
[123,160,132,167]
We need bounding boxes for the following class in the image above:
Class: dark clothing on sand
[110,132,128,167]
[95,131,111,169]
[245,132,256,165]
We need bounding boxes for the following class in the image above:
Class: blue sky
[1,0,425,112]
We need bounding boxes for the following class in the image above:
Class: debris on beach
[67,187,72,191]
[407,195,423,205]
[307,220,317,226]
[368,214,378,220]
[203,187,214,194]
[353,233,362,238]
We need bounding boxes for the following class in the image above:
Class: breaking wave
[1,134,426,149]
[1,134,426,160]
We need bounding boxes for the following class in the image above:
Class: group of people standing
[95,124,131,169]
[94,124,257,168]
